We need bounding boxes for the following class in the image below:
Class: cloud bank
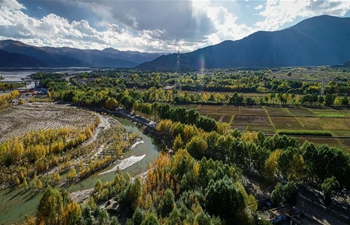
[0,0,349,52]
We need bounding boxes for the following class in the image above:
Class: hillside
[0,40,161,68]
[138,15,350,70]
[0,49,47,67]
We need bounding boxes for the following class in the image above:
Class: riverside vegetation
[2,67,350,224]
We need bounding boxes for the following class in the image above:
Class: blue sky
[1,0,350,52]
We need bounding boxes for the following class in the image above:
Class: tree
[264,150,280,181]
[283,182,298,206]
[94,179,102,193]
[172,134,184,152]
[325,94,335,106]
[168,208,182,225]
[132,207,144,225]
[36,186,64,225]
[63,201,81,225]
[160,189,175,217]
[67,168,77,181]
[124,177,142,209]
[270,183,284,206]
[342,96,349,107]
[321,176,340,206]
[186,136,208,159]
[105,97,118,110]
[205,177,246,223]
[141,213,159,225]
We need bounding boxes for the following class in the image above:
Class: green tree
[271,183,284,206]
[141,213,159,225]
[132,207,144,225]
[283,181,298,206]
[321,176,340,206]
[342,96,349,107]
[160,189,175,217]
[205,177,245,223]
[124,177,142,209]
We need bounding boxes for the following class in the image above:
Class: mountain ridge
[0,49,48,67]
[138,15,350,70]
[0,40,162,68]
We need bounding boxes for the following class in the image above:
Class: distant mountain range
[0,40,162,68]
[138,15,350,70]
[2,15,350,69]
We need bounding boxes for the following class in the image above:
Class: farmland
[191,104,350,151]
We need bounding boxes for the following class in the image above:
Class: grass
[314,112,345,117]
[276,129,332,136]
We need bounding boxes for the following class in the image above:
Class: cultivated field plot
[196,105,219,114]
[238,105,265,116]
[173,103,350,150]
[295,117,323,130]
[231,124,247,131]
[270,116,304,130]
[175,104,199,109]
[318,118,350,130]
[295,137,346,150]
[207,113,222,122]
[221,115,233,123]
[289,108,316,117]
[340,139,350,152]
[263,106,293,117]
[246,125,275,135]
[217,105,239,114]
[0,103,97,143]
[233,115,271,125]
[308,108,346,118]
[329,130,350,137]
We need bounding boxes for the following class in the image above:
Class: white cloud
[0,0,24,10]
[0,0,257,52]
[256,0,350,31]
[255,4,263,10]
[1,0,349,52]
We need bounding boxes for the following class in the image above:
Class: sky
[1,0,350,53]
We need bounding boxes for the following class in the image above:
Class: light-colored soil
[0,103,98,143]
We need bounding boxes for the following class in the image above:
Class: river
[0,116,160,224]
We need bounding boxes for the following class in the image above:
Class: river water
[0,116,160,224]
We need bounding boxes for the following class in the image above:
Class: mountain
[0,49,48,67]
[138,15,350,70]
[0,41,91,67]
[0,40,162,68]
[41,47,137,68]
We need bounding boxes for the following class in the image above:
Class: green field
[185,104,350,151]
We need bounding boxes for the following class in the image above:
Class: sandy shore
[99,154,146,175]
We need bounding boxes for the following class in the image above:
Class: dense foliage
[15,69,350,224]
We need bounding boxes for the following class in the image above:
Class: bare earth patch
[0,103,98,143]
